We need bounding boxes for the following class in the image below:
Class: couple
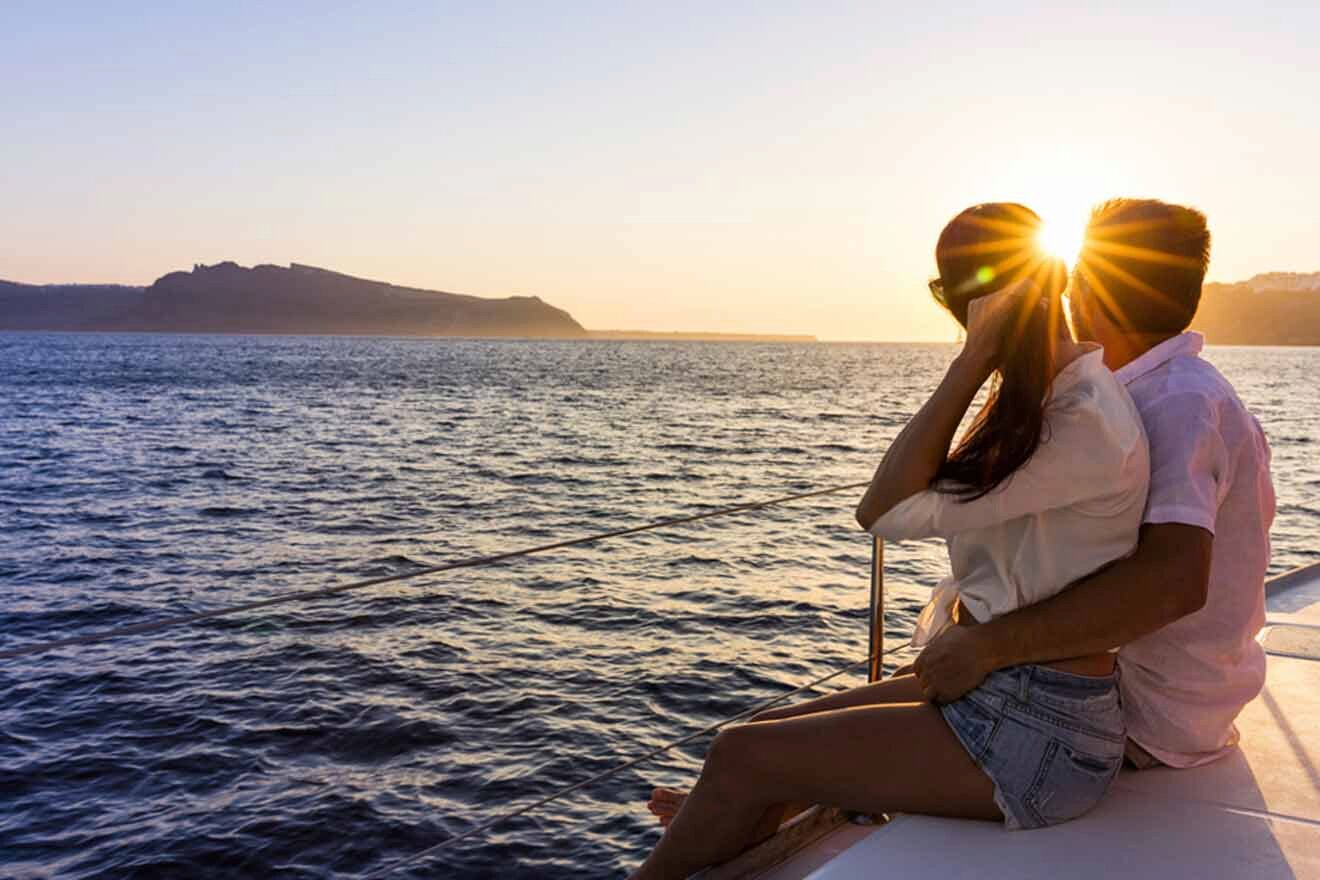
[630,199,1276,879]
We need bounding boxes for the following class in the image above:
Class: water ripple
[0,333,1316,877]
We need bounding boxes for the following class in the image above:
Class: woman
[633,203,1149,879]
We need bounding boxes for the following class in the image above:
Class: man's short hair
[1078,198,1211,334]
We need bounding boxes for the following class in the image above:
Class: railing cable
[0,481,869,661]
[362,642,907,879]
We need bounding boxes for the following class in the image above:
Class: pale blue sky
[4,2,1317,339]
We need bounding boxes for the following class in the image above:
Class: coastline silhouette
[3,263,1315,344]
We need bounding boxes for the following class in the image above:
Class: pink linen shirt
[1114,332,1276,768]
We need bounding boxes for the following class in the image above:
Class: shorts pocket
[1022,738,1122,827]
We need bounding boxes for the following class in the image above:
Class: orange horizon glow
[5,5,1318,342]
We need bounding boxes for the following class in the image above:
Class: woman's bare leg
[631,698,997,880]
[751,673,925,722]
[647,674,927,824]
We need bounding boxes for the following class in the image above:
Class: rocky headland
[0,262,586,338]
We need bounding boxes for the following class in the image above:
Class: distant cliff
[0,262,587,338]
[1192,271,1320,345]
[0,282,148,331]
[10,263,1319,344]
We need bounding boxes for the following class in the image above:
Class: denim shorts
[940,664,1126,830]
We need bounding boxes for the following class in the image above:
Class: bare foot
[647,785,813,841]
[646,786,688,827]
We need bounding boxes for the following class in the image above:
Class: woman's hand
[959,278,1039,373]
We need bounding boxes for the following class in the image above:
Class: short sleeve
[1141,392,1229,533]
[868,383,1147,541]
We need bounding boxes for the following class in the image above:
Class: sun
[1036,213,1087,265]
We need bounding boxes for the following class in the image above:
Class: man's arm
[912,522,1212,702]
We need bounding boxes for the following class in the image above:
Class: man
[913,198,1276,769]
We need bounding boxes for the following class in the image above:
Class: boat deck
[750,566,1320,880]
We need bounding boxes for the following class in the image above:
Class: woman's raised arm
[854,284,1027,530]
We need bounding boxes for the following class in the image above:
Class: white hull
[711,562,1320,880]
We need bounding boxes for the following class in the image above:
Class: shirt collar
[1113,331,1204,386]
[1050,343,1107,396]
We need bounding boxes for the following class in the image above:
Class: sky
[4,2,1318,341]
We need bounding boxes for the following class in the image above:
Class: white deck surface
[760,565,1320,880]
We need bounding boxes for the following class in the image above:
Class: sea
[2,333,1317,879]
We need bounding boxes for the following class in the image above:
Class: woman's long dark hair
[930,203,1069,500]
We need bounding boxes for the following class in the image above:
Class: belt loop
[1017,665,1032,703]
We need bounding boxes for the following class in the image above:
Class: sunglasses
[928,277,948,309]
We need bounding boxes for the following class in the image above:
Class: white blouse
[868,348,1150,647]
